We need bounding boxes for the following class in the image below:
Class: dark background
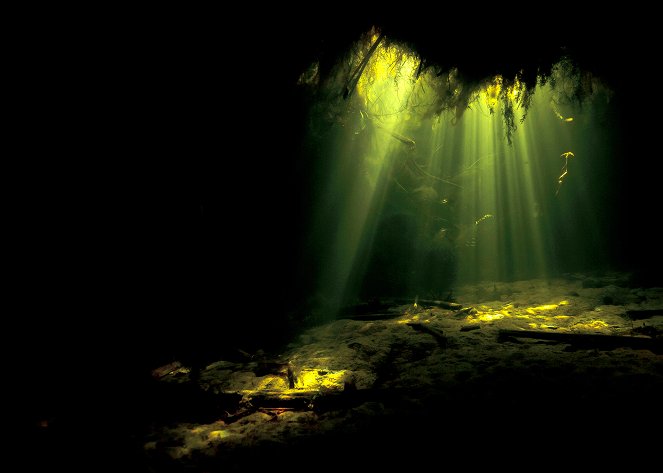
[13,9,661,465]
[113,15,659,360]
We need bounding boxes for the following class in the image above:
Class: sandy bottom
[31,273,663,471]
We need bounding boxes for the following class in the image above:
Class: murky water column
[428,81,610,285]
[302,34,616,309]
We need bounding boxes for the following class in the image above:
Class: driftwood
[625,309,663,320]
[221,388,407,423]
[407,322,447,346]
[340,297,462,320]
[460,325,481,332]
[342,313,403,321]
[451,307,473,318]
[390,297,462,310]
[498,329,663,353]
[240,390,319,409]
[217,390,337,423]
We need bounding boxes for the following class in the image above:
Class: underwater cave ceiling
[295,21,648,139]
[289,19,627,99]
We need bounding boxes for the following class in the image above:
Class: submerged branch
[498,329,663,354]
[408,160,463,189]
[556,151,575,196]
[344,32,385,99]
[373,122,416,150]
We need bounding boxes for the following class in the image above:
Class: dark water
[17,19,662,470]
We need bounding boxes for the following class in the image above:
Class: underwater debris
[556,151,575,196]
[152,361,189,379]
[373,121,416,150]
[372,116,461,192]
[407,322,447,346]
[433,215,493,250]
[625,309,663,320]
[459,214,495,248]
[475,214,493,225]
[460,324,481,332]
[631,324,662,337]
[344,31,385,99]
[366,297,462,311]
[497,329,663,353]
[551,100,574,122]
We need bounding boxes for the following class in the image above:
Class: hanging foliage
[299,27,610,145]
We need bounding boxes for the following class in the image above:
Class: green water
[295,34,621,317]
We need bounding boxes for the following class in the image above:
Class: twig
[344,32,385,99]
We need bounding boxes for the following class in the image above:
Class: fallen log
[240,390,320,410]
[342,313,403,321]
[390,297,462,310]
[498,329,663,353]
[460,324,481,332]
[237,387,410,416]
[342,297,462,315]
[451,307,473,318]
[625,309,663,320]
[407,322,447,346]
